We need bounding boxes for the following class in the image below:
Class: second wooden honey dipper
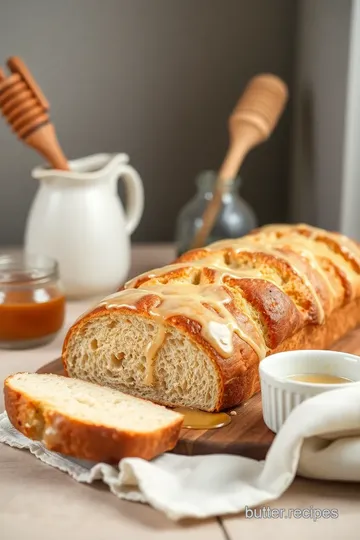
[0,56,69,170]
[190,74,288,249]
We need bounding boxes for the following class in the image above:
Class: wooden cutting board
[37,326,360,460]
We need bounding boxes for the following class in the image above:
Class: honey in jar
[0,253,65,349]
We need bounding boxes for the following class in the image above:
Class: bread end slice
[4,372,183,463]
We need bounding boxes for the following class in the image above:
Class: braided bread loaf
[62,224,360,412]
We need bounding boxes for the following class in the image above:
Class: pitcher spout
[31,153,130,187]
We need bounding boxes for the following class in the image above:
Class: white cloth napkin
[1,386,360,521]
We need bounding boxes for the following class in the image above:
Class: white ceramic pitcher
[24,153,144,298]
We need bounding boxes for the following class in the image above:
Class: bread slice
[62,224,360,412]
[4,372,184,463]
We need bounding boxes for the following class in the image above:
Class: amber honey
[0,253,65,349]
[174,407,231,430]
[287,373,352,384]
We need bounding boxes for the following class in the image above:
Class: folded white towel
[1,386,360,521]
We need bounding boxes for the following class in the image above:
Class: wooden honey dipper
[0,57,69,170]
[190,73,288,249]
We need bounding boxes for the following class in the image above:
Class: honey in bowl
[173,407,231,430]
[0,253,65,349]
[287,373,353,384]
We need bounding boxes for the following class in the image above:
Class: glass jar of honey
[0,253,66,349]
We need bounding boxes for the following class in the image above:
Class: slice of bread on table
[4,372,183,463]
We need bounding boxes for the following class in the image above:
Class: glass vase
[175,170,257,256]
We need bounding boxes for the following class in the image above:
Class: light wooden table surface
[1,243,360,539]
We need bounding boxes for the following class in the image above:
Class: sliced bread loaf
[62,223,360,412]
[4,372,183,463]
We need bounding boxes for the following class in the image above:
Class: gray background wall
[289,0,360,241]
[0,0,296,245]
[290,0,353,231]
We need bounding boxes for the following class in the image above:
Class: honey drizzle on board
[173,407,231,430]
[96,224,360,387]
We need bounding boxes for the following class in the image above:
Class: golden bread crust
[4,375,183,463]
[62,224,360,411]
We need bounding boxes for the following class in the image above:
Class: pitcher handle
[116,163,144,235]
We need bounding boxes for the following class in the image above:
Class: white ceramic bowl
[259,350,360,433]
